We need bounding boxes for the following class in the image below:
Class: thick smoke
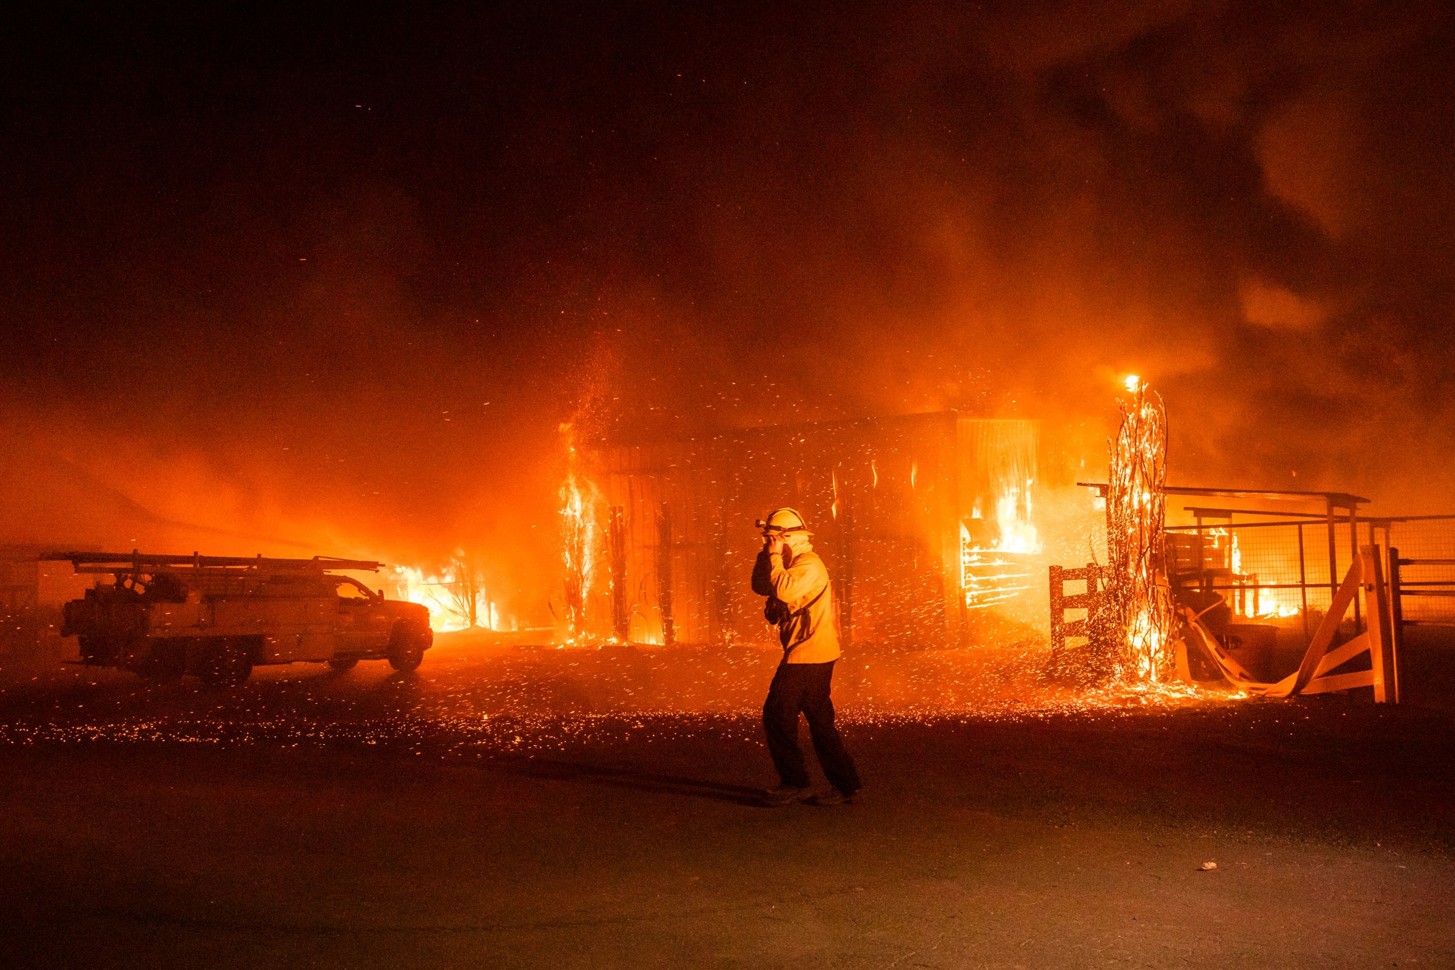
[2,1,1453,607]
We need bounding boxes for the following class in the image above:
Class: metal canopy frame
[1078,483,1371,626]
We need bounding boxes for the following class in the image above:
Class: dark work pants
[762,660,861,794]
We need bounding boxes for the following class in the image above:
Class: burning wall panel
[956,419,1045,629]
[598,440,727,645]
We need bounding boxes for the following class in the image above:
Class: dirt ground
[2,632,1453,969]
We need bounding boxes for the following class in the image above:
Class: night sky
[3,1,1454,575]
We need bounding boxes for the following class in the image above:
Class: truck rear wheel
[196,639,253,688]
[327,657,359,671]
[78,635,120,665]
[387,622,429,673]
[136,643,186,683]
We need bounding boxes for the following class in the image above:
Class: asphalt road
[2,634,1453,969]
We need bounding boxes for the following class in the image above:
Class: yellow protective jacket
[751,534,841,664]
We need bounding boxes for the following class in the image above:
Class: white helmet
[757,507,811,535]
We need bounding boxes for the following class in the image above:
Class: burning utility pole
[1105,377,1177,685]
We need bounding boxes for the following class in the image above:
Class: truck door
[333,578,390,654]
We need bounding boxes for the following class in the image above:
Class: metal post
[1349,506,1362,629]
[1297,522,1310,642]
[839,485,855,649]
[1049,565,1065,657]
[609,506,628,642]
[1386,546,1404,703]
[656,502,675,647]
[1194,512,1207,594]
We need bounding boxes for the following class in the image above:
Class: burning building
[560,412,1085,650]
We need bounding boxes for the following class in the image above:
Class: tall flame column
[560,471,595,641]
[559,422,599,643]
[1107,379,1176,684]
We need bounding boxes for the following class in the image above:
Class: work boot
[761,784,812,807]
[806,787,858,807]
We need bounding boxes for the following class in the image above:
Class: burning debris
[1054,377,1415,706]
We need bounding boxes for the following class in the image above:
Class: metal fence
[1165,519,1354,641]
[1374,516,1455,627]
[1163,514,1455,634]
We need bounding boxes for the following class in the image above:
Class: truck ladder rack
[38,551,383,572]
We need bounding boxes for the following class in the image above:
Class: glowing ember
[1236,591,1301,619]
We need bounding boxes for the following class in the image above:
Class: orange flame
[560,470,599,641]
[1205,528,1302,619]
[960,476,1042,611]
[391,562,504,633]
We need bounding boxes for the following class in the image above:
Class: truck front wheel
[387,623,429,673]
[196,639,253,688]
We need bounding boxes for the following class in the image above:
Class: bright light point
[1123,374,1141,393]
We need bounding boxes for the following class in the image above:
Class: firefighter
[751,507,862,807]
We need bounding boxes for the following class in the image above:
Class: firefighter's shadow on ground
[493,755,767,806]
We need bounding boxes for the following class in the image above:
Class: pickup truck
[52,552,432,687]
